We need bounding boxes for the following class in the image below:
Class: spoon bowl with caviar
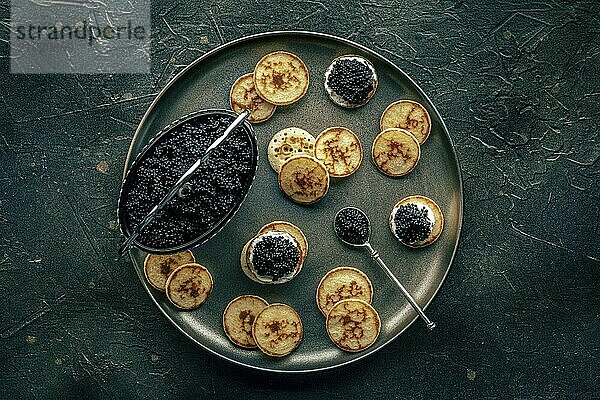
[334,207,436,330]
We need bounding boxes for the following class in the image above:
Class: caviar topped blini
[390,195,444,247]
[257,221,308,263]
[246,231,302,284]
[324,55,378,108]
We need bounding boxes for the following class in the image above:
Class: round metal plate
[123,31,463,373]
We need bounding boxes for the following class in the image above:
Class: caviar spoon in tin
[119,109,251,256]
[334,206,436,330]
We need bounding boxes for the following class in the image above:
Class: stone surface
[0,0,598,398]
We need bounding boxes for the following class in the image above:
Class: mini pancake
[372,128,421,177]
[316,267,373,316]
[326,299,380,352]
[314,127,363,177]
[267,127,316,172]
[380,100,431,144]
[258,221,308,262]
[252,303,303,357]
[223,295,269,348]
[165,263,213,310]
[144,250,195,291]
[240,236,261,283]
[390,195,444,248]
[230,73,276,123]
[253,51,309,106]
[278,155,330,205]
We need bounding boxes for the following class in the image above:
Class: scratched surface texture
[0,0,599,398]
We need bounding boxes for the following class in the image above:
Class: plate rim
[122,30,464,374]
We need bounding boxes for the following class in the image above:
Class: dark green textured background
[0,0,598,398]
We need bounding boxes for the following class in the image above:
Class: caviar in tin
[120,113,255,250]
[334,207,370,245]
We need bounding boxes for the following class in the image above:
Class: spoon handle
[365,242,436,330]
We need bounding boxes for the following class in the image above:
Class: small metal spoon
[334,207,436,330]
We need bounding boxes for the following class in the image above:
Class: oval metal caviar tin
[117,109,258,254]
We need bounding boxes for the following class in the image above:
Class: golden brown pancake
[326,299,380,352]
[230,73,276,123]
[380,100,431,144]
[223,295,269,348]
[143,250,195,291]
[267,127,315,172]
[252,303,303,357]
[165,263,213,310]
[314,127,363,177]
[278,155,330,204]
[316,267,373,316]
[372,128,420,177]
[253,51,309,105]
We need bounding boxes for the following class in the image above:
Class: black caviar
[251,234,300,282]
[334,207,370,245]
[393,203,433,244]
[120,113,255,250]
[326,58,375,105]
